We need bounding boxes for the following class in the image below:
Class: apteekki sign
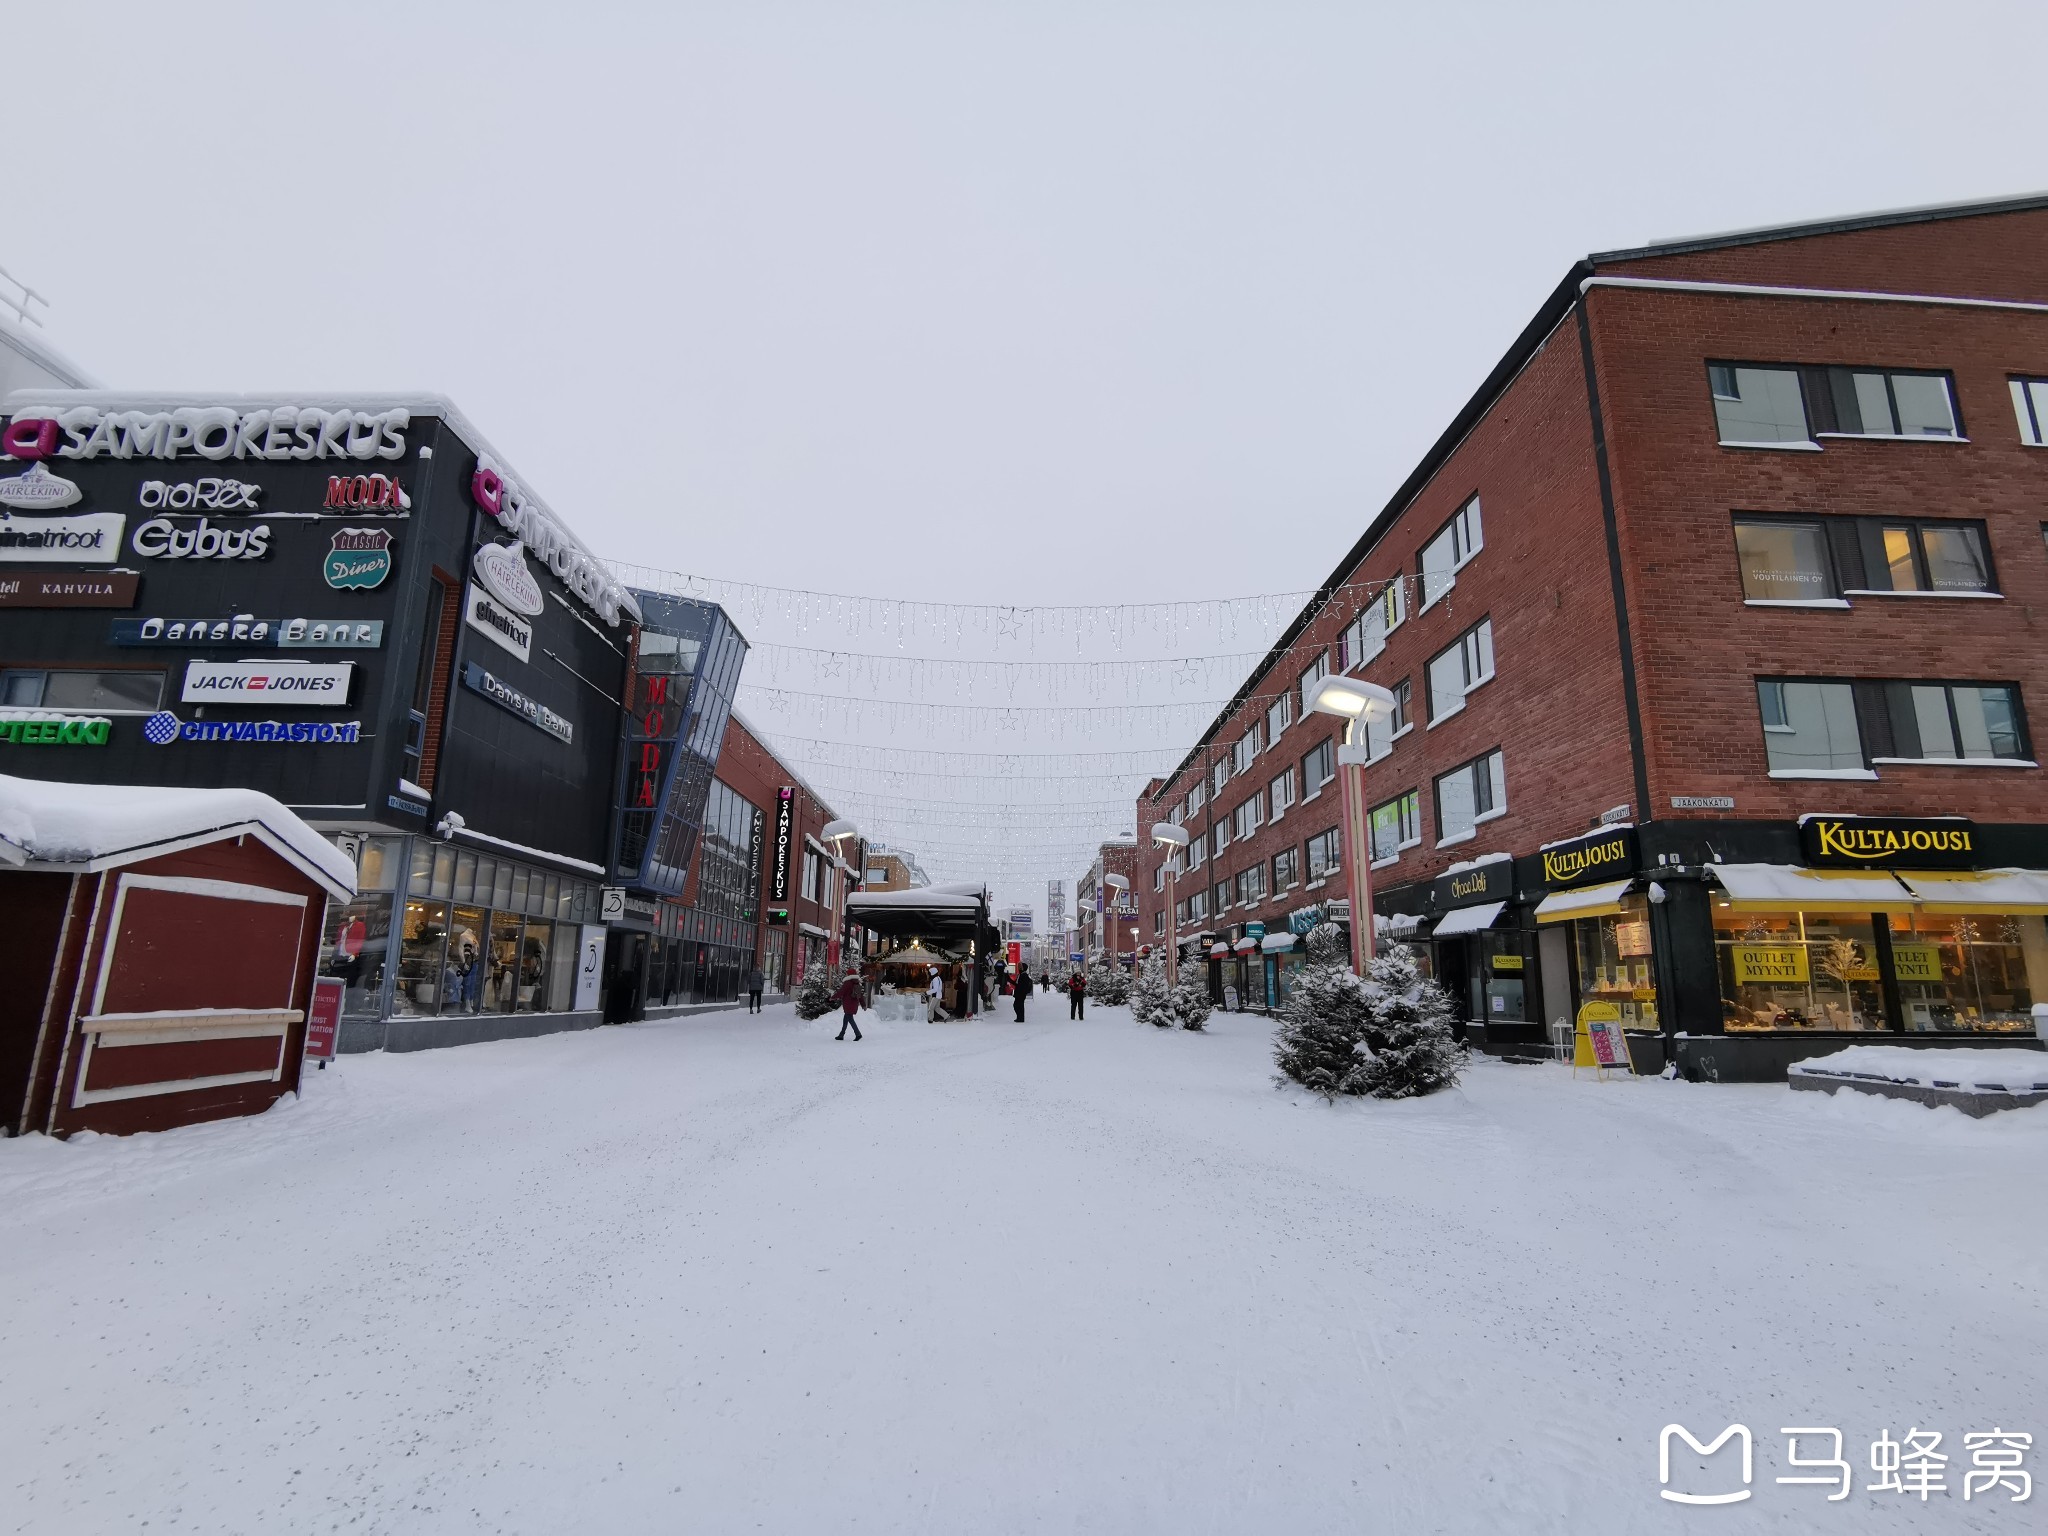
[1800,815,1977,871]
[1537,826,1639,891]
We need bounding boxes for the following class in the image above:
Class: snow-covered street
[3,1007,2042,1534]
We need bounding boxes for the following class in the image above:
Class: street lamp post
[821,818,860,974]
[1149,822,1190,989]
[1102,872,1129,966]
[1302,675,1399,978]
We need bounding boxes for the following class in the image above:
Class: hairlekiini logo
[0,461,83,509]
[324,527,394,590]
[472,539,545,617]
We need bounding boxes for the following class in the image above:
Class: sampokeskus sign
[2,406,408,463]
[1801,815,1977,871]
[771,786,795,901]
[1538,826,1639,891]
[470,457,638,627]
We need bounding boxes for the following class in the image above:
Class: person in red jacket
[834,971,864,1042]
[1066,968,1087,1020]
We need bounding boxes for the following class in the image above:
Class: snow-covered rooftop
[0,773,356,897]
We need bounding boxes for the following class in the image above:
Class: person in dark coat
[1012,965,1033,1022]
[1067,969,1086,1020]
[834,971,864,1041]
[744,966,765,1013]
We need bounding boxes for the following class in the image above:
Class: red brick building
[1137,193,2048,1079]
[1076,837,1140,961]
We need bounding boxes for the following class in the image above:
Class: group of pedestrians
[827,961,1097,1040]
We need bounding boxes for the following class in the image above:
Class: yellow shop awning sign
[1731,945,1807,984]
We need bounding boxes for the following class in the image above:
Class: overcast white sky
[8,1,2046,918]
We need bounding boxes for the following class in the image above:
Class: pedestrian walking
[834,970,864,1041]
[926,967,951,1022]
[1013,964,1033,1022]
[1067,968,1086,1020]
[745,965,765,1014]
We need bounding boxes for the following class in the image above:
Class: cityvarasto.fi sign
[1800,815,1977,871]
[1538,826,1639,890]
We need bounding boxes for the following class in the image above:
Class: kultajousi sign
[1800,815,1977,870]
[1538,826,1639,891]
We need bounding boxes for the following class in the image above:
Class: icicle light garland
[747,731,1185,778]
[746,641,1272,703]
[611,561,1403,657]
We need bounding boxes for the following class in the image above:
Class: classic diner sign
[1799,814,1977,871]
[1537,826,1638,891]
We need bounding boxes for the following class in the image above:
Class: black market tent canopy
[846,882,995,943]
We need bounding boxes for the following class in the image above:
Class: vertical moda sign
[771,787,795,901]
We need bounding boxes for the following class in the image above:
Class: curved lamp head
[1150,822,1190,849]
[1303,674,1398,724]
[1103,873,1130,893]
[821,819,860,844]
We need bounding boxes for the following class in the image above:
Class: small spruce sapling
[1344,943,1464,1100]
[793,959,836,1021]
[1272,923,1377,1095]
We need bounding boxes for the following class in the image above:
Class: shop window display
[1887,911,2037,1032]
[320,896,392,1017]
[396,899,451,1016]
[1571,903,1659,1029]
[1714,910,1884,1031]
[442,905,489,1014]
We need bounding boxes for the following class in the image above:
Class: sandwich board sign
[1572,1001,1637,1079]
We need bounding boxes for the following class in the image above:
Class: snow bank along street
[4,1005,2041,1534]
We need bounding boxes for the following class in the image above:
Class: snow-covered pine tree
[1272,922,1378,1094]
[792,959,836,1020]
[1086,956,1131,1007]
[1129,953,1172,1027]
[1343,943,1465,1100]
[1168,957,1213,1031]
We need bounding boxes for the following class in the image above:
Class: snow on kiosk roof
[0,773,356,899]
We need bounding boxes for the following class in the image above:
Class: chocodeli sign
[1800,815,1977,871]
[1538,826,1639,891]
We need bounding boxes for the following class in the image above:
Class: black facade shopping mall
[0,394,756,1051]
[1367,814,2048,1080]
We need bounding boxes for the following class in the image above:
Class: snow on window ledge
[1719,439,1824,452]
[1767,768,1880,781]
[1473,807,1507,827]
[1369,855,1399,870]
[1426,700,1465,730]
[1870,756,2039,770]
[1744,598,1852,609]
[1814,432,1968,444]
[1435,830,1476,849]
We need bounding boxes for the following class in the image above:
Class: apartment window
[1419,496,1483,608]
[1154,911,1165,936]
[1153,863,1165,892]
[1818,367,1959,439]
[1427,619,1495,721]
[2011,377,2048,445]
[1213,821,1231,854]
[1369,788,1422,863]
[1167,803,1183,827]
[1266,691,1291,743]
[1186,781,1205,816]
[1865,522,1993,595]
[1734,518,1838,602]
[1299,651,1331,712]
[1337,579,1408,671]
[1435,749,1506,844]
[1212,880,1231,915]
[0,668,165,713]
[1877,683,2028,764]
[1234,792,1265,841]
[1305,827,1342,880]
[1175,898,1189,926]
[1212,759,1229,795]
[1757,680,1864,774]
[1708,363,1810,444]
[1233,723,1262,776]
[800,847,823,902]
[1187,835,1205,871]
[1302,739,1335,794]
[1269,766,1295,820]
[1190,890,1209,921]
[1271,846,1301,891]
[1362,677,1413,761]
[1239,864,1267,905]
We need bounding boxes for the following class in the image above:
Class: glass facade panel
[1888,912,2038,1032]
[1710,365,1808,443]
[395,899,450,1017]
[488,911,523,1012]
[1734,520,1833,600]
[1714,909,1884,1031]
[319,895,393,1017]
[1572,904,1659,1030]
[443,906,488,1014]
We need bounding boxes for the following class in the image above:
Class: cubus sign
[1800,815,1977,871]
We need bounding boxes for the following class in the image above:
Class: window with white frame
[1299,651,1331,712]
[1338,579,1408,671]
[1187,835,1206,871]
[1186,781,1205,816]
[1189,890,1208,921]
[1418,497,1483,609]
[1154,911,1165,936]
[1266,691,1291,744]
[1153,862,1165,892]
[1362,676,1413,761]
[1269,766,1295,820]
[1167,803,1183,827]
[1435,749,1506,844]
[2012,377,2048,445]
[1305,827,1342,880]
[1239,863,1267,905]
[1212,879,1231,915]
[1271,846,1300,891]
[1234,792,1265,842]
[801,847,822,903]
[1233,723,1262,776]
[1427,618,1495,721]
[1369,789,1422,863]
[1212,758,1229,794]
[1302,738,1335,794]
[1213,821,1231,854]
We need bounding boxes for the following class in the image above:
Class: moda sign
[181,660,354,705]
[1800,815,1977,871]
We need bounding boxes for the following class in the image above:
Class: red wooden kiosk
[1,774,357,1138]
